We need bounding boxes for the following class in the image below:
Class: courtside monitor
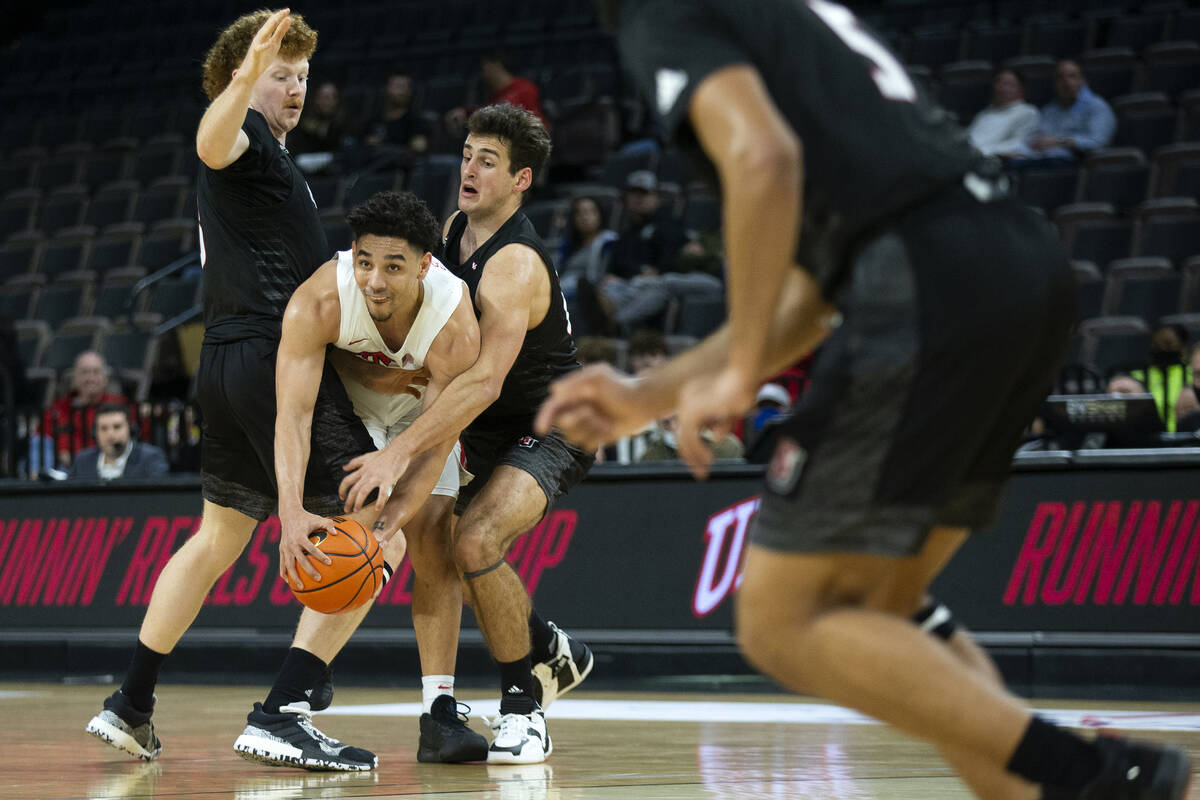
[1042,393,1164,437]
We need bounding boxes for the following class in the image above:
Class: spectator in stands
[1012,60,1116,167]
[967,69,1039,158]
[575,336,620,368]
[1174,343,1200,432]
[557,195,618,300]
[66,402,168,480]
[445,51,546,138]
[363,72,429,166]
[288,80,353,167]
[627,328,669,375]
[639,413,744,462]
[584,170,723,334]
[1106,323,1193,433]
[43,351,131,469]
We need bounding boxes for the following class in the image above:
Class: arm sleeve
[990,106,1040,155]
[1072,98,1117,152]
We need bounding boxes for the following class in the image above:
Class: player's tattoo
[373,519,387,532]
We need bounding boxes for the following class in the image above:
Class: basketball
[288,517,385,614]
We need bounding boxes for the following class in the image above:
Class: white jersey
[332,248,470,495]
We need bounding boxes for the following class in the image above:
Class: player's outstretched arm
[275,261,341,587]
[537,268,835,473]
[196,8,292,169]
[367,290,480,537]
[341,251,531,512]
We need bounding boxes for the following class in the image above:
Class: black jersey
[442,210,580,426]
[197,109,328,344]
[619,0,988,294]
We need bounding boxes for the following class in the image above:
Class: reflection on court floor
[4,684,1197,800]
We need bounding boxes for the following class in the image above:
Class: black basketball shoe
[417,695,489,763]
[233,702,376,771]
[531,621,593,709]
[1045,736,1192,799]
[85,690,162,760]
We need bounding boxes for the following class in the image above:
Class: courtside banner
[0,467,1198,632]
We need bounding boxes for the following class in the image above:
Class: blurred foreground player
[86,10,389,771]
[539,1,1192,798]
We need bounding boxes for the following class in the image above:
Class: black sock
[528,610,555,663]
[263,648,327,714]
[498,655,537,715]
[120,640,167,713]
[1007,716,1104,789]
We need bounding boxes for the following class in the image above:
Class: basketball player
[536,1,1192,798]
[231,190,488,768]
[339,104,594,764]
[85,9,390,771]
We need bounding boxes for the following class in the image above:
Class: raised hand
[534,363,656,450]
[233,8,292,84]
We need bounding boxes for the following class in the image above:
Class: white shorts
[359,412,471,498]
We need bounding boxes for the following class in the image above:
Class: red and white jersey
[332,248,464,435]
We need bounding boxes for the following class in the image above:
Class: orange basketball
[289,517,385,614]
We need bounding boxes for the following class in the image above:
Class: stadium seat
[1143,41,1200,100]
[1134,198,1200,262]
[0,189,40,239]
[1072,260,1105,319]
[1080,47,1139,100]
[1150,143,1200,200]
[13,319,49,369]
[0,160,35,195]
[341,170,400,211]
[103,327,158,374]
[1004,54,1058,105]
[683,193,721,236]
[131,177,187,228]
[80,150,128,190]
[1067,216,1135,265]
[674,295,725,338]
[1104,257,1181,320]
[0,232,42,283]
[41,318,111,372]
[0,283,36,320]
[38,228,91,281]
[1018,168,1081,213]
[84,181,138,230]
[1026,18,1092,59]
[1076,149,1149,209]
[38,186,89,234]
[33,284,88,330]
[407,157,462,221]
[33,153,83,193]
[907,26,964,69]
[937,61,993,123]
[1078,315,1151,375]
[598,150,656,191]
[964,24,1023,63]
[1113,99,1179,155]
[522,199,569,241]
[85,228,142,275]
[1103,13,1169,51]
[144,277,200,320]
[128,136,184,186]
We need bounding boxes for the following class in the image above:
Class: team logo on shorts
[518,435,538,449]
[766,436,806,495]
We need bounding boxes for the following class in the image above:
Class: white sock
[422,674,455,713]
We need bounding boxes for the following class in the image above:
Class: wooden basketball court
[8,683,1198,799]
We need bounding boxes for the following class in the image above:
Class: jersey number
[807,0,917,103]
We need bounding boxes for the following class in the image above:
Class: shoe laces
[489,711,537,739]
